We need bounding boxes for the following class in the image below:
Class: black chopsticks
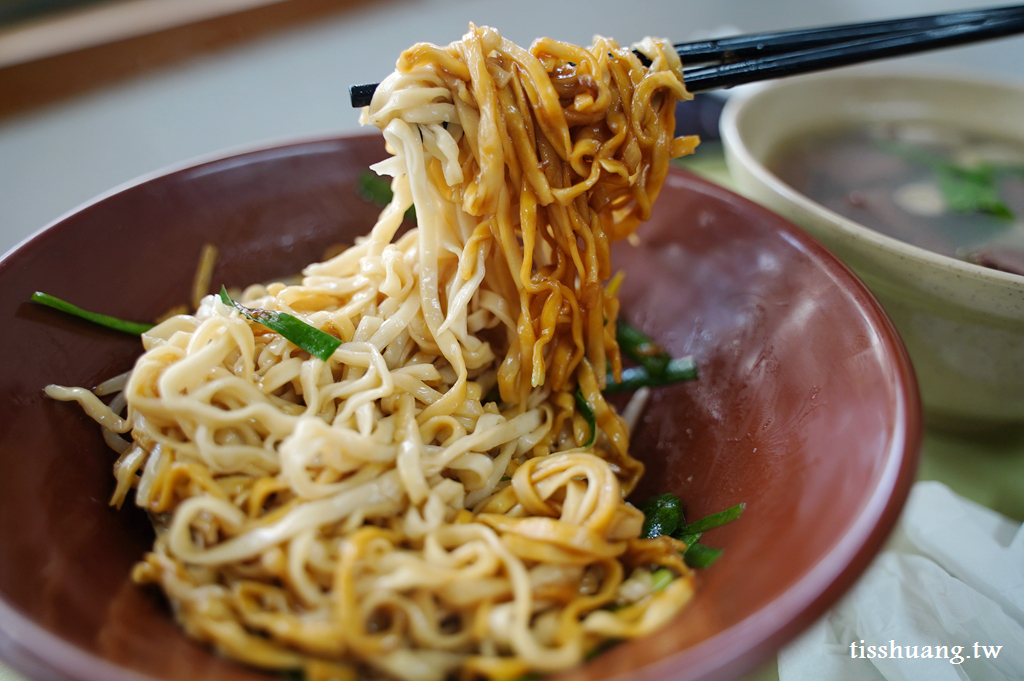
[672,4,1024,65]
[684,6,1024,92]
[348,4,1024,107]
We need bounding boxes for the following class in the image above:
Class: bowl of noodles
[0,27,918,681]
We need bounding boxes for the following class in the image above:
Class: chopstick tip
[350,83,377,108]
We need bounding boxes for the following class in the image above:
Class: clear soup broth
[769,121,1024,275]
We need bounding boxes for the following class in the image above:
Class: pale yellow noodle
[47,25,699,681]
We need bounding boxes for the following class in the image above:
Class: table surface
[2,1,1024,680]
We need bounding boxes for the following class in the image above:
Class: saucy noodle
[47,25,699,681]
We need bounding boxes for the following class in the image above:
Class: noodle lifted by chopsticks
[47,24,699,681]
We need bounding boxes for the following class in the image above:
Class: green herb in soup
[770,122,1024,275]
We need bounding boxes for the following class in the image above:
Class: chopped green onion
[574,388,597,448]
[30,291,154,335]
[616,319,670,376]
[878,141,1015,220]
[635,495,744,570]
[677,503,745,535]
[584,638,621,661]
[357,172,416,221]
[639,493,684,539]
[650,567,675,592]
[675,532,701,548]
[603,356,697,393]
[935,164,1013,219]
[683,543,723,569]
[219,287,341,362]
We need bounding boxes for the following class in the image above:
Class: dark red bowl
[0,134,920,681]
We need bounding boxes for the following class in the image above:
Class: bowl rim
[719,66,1024,290]
[0,133,922,681]
[0,130,372,269]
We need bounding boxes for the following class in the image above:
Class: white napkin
[778,481,1024,681]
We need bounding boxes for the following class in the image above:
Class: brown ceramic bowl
[0,134,920,681]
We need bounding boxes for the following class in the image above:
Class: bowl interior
[0,134,920,681]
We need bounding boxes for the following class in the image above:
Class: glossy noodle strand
[47,25,699,681]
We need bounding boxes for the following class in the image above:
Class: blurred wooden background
[0,0,369,119]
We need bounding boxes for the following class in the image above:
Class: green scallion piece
[616,319,670,376]
[877,141,1015,220]
[219,286,341,362]
[574,387,597,448]
[935,163,1013,219]
[677,503,745,535]
[603,355,697,393]
[675,532,701,548]
[683,543,723,569]
[635,496,743,570]
[584,638,621,661]
[30,291,154,335]
[650,567,675,593]
[357,172,416,222]
[639,493,684,539]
